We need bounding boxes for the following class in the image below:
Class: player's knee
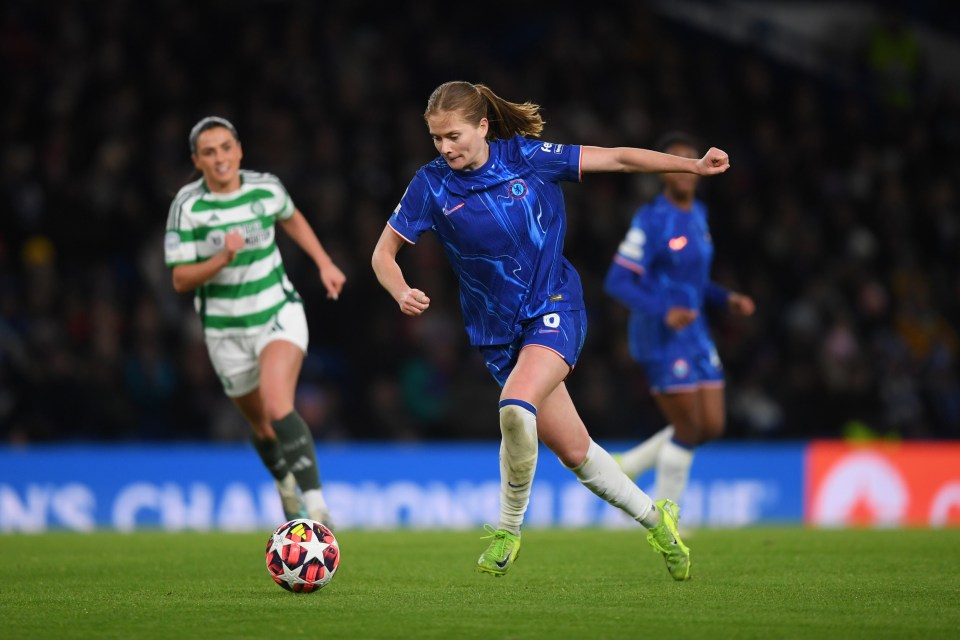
[557,436,594,470]
[262,400,294,424]
[499,403,538,448]
[670,422,699,448]
[499,403,526,432]
[700,416,725,444]
[250,421,275,440]
[557,447,586,469]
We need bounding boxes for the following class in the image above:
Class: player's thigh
[257,340,304,419]
[652,390,703,446]
[255,302,308,418]
[537,382,591,467]
[698,385,726,441]
[259,338,304,382]
[205,334,260,398]
[231,389,274,439]
[501,345,572,407]
[689,343,725,441]
[500,310,587,406]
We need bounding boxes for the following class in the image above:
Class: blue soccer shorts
[479,309,587,387]
[639,343,725,394]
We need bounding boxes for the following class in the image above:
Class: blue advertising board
[0,441,805,532]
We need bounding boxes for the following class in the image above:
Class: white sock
[654,438,695,504]
[567,439,659,528]
[619,425,674,478]
[498,400,539,536]
[303,489,331,522]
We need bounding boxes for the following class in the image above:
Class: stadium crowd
[1,0,958,444]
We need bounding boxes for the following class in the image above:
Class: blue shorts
[639,344,724,394]
[479,310,587,387]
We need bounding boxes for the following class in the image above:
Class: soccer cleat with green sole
[646,499,691,581]
[476,525,521,576]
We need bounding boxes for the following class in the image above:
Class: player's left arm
[727,290,756,316]
[371,224,431,316]
[581,146,729,175]
[278,208,346,300]
[705,282,755,316]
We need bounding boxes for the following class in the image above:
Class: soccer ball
[265,518,340,593]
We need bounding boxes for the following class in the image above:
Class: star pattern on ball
[278,557,308,585]
[268,531,299,556]
[266,519,339,592]
[298,531,330,566]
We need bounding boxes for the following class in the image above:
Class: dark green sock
[272,411,321,491]
[250,435,289,481]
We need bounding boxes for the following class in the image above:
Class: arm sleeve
[604,261,668,317]
[704,281,731,309]
[603,208,667,316]
[387,173,436,244]
[274,176,295,221]
[164,197,197,266]
[520,137,583,183]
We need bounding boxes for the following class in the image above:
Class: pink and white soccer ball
[265,518,340,593]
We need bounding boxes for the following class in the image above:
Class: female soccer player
[604,132,755,511]
[372,82,730,580]
[165,116,346,527]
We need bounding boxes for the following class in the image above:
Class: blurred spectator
[863,6,925,112]
[0,0,957,443]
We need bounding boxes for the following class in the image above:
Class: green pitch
[2,528,958,639]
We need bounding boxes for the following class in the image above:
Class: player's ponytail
[474,84,544,140]
[424,81,545,141]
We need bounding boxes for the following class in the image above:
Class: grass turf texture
[2,528,958,639]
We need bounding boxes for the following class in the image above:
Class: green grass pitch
[2,527,958,639]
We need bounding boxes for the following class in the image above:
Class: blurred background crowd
[2,0,958,444]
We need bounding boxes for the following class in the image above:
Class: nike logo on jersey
[669,236,688,251]
[443,203,465,216]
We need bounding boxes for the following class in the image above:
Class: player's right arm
[371,225,430,316]
[171,230,244,293]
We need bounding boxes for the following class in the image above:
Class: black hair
[655,130,700,155]
[188,116,239,154]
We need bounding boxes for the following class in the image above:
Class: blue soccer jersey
[389,136,584,345]
[604,194,729,366]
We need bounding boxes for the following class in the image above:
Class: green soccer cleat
[646,499,691,581]
[476,525,521,576]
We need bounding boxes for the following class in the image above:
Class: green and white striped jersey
[165,170,302,337]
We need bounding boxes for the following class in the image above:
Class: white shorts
[205,301,309,397]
